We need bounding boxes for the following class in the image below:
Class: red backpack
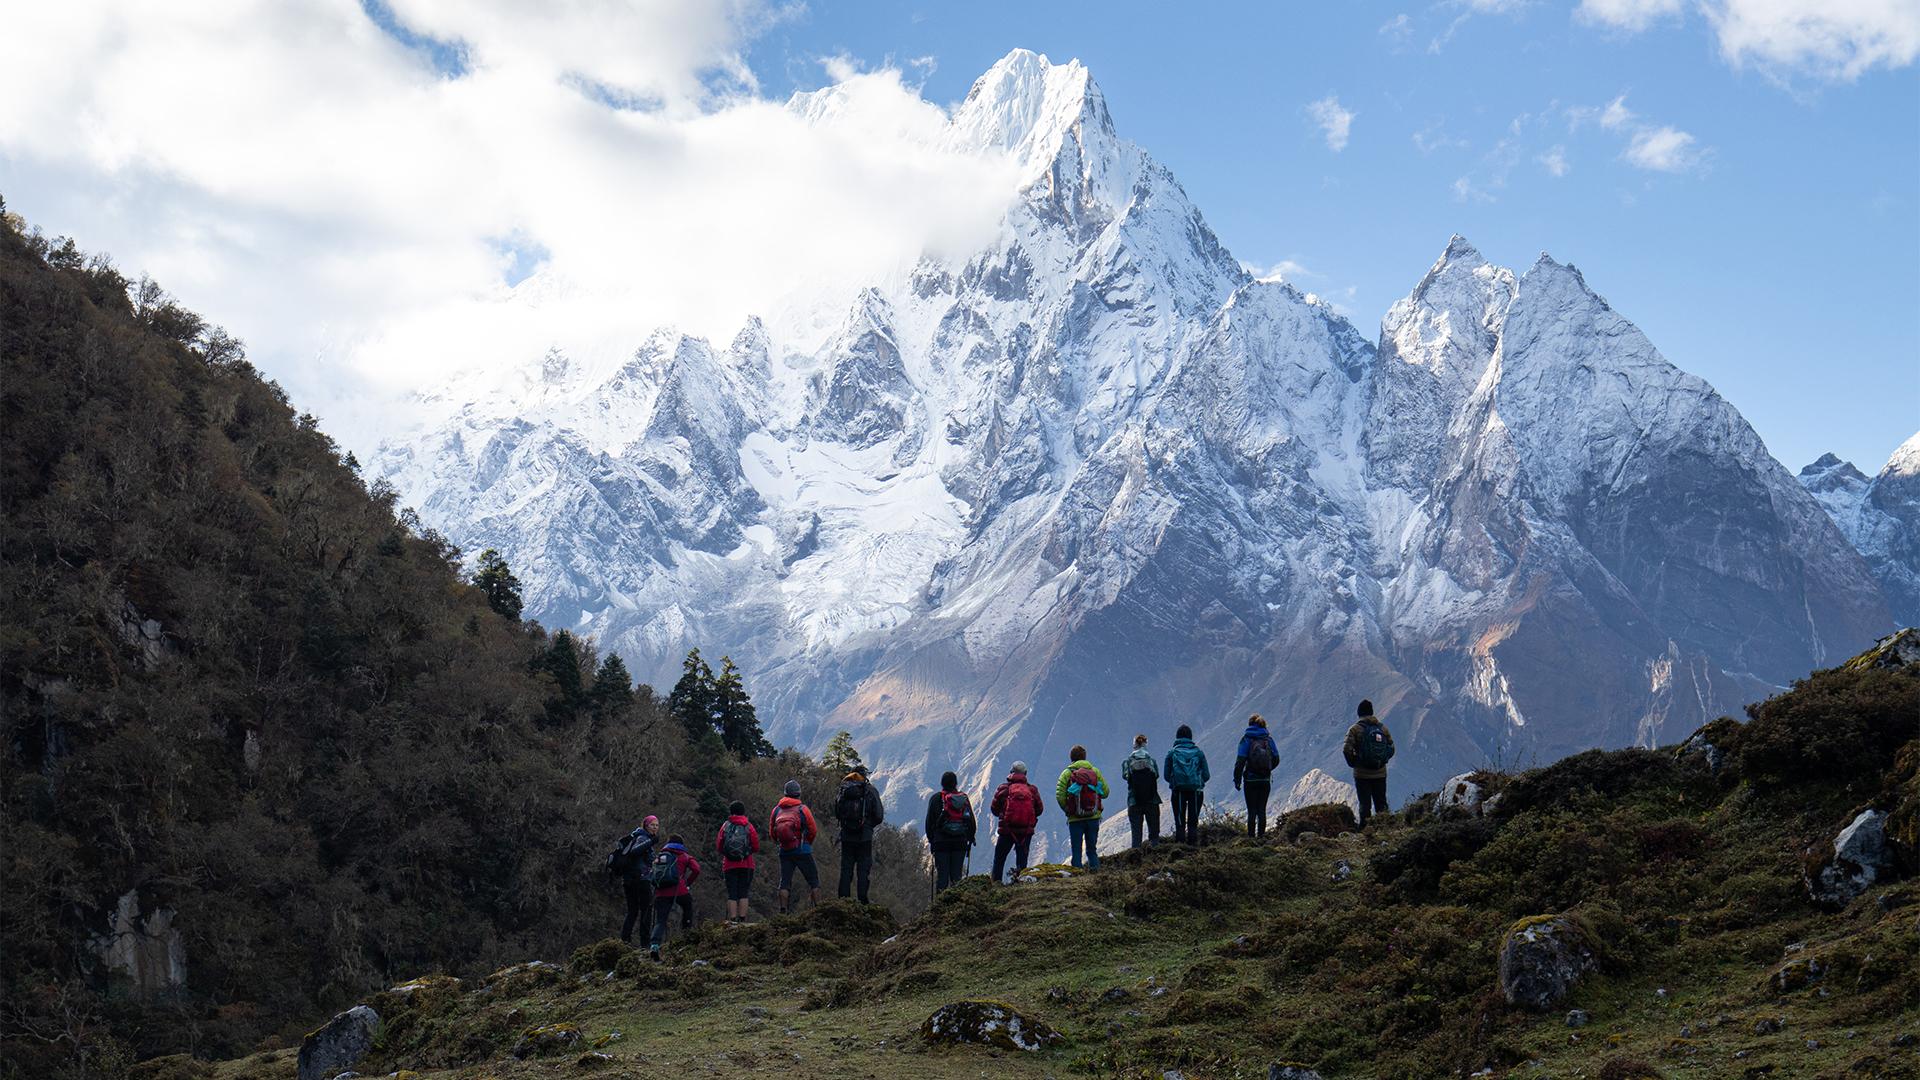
[938,791,971,838]
[1068,767,1102,816]
[1000,783,1038,831]
[772,803,807,849]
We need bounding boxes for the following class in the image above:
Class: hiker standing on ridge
[1164,724,1210,844]
[989,762,1043,883]
[769,780,821,914]
[1234,714,1281,838]
[1120,734,1162,848]
[923,770,978,894]
[608,814,660,944]
[1344,699,1395,826]
[646,834,700,959]
[834,764,885,903]
[714,800,760,925]
[1056,746,1109,871]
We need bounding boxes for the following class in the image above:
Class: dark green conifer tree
[713,655,775,761]
[589,652,634,721]
[822,730,862,773]
[668,648,717,742]
[471,548,524,621]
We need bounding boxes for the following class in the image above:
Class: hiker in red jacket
[646,836,700,958]
[989,761,1044,883]
[714,800,761,925]
[768,779,821,914]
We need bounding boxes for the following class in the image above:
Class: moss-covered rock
[1497,914,1596,1011]
[1279,802,1357,841]
[512,1022,582,1059]
[920,1000,1062,1051]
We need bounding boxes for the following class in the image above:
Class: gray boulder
[920,1001,1062,1051]
[1498,915,1596,1011]
[296,1005,379,1080]
[1434,774,1485,817]
[1676,729,1727,774]
[1806,809,1894,908]
[1269,1065,1326,1080]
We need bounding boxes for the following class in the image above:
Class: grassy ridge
[163,651,1919,1080]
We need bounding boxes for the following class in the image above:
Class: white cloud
[1600,95,1637,129]
[1539,145,1571,175]
[1380,12,1415,46]
[1306,95,1355,152]
[1703,0,1920,80]
[1623,125,1703,170]
[1568,94,1709,173]
[0,1,1023,451]
[1576,0,1685,31]
[1246,258,1315,283]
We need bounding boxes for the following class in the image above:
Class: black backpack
[606,827,650,876]
[1246,735,1277,777]
[1355,719,1394,769]
[835,781,870,831]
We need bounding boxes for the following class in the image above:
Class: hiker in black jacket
[611,815,660,944]
[834,764,885,903]
[923,770,978,894]
[1233,715,1280,838]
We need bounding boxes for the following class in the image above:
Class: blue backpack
[1167,745,1206,789]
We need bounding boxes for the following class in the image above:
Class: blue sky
[746,3,1919,473]
[1,1,1913,474]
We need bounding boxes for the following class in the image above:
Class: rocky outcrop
[1269,1066,1326,1080]
[1805,808,1895,908]
[1434,774,1487,817]
[920,1000,1062,1051]
[296,1005,379,1080]
[1498,915,1596,1011]
[90,890,185,997]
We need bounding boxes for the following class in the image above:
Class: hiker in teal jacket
[1164,725,1210,844]
[1055,746,1108,870]
[1234,714,1280,838]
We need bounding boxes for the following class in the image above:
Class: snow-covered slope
[378,50,1896,837]
[1800,434,1920,627]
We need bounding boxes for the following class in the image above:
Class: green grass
[184,663,1920,1080]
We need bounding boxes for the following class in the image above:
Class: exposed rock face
[1498,915,1596,1011]
[1806,809,1895,908]
[90,890,185,997]
[920,1000,1062,1051]
[1269,1066,1326,1080]
[381,49,1896,842]
[296,1005,379,1080]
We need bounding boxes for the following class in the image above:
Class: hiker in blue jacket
[1163,725,1211,844]
[1233,714,1280,839]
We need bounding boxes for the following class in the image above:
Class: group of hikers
[608,701,1394,950]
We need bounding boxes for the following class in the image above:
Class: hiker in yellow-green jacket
[1055,746,1108,871]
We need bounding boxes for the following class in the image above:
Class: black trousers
[932,848,966,892]
[1170,789,1203,843]
[838,839,873,902]
[648,893,693,948]
[621,878,654,943]
[991,832,1031,882]
[1243,779,1271,837]
[1356,775,1389,824]
[1128,803,1161,847]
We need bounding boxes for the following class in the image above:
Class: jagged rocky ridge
[377,49,1902,826]
[1799,434,1920,629]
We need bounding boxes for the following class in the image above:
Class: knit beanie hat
[1358,699,1375,717]
[783,780,801,797]
[1010,761,1028,775]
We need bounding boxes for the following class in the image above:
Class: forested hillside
[0,200,926,1079]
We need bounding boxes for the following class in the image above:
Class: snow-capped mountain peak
[380,50,1907,835]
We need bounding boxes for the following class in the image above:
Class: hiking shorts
[779,850,819,891]
[724,867,754,901]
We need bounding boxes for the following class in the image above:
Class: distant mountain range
[377,49,1918,827]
